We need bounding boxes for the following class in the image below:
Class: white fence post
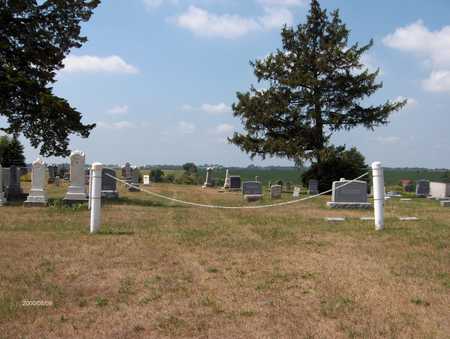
[88,168,93,210]
[90,163,103,234]
[372,161,385,231]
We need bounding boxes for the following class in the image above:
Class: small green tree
[0,135,26,167]
[150,168,165,183]
[302,146,369,192]
[230,0,405,170]
[182,162,198,174]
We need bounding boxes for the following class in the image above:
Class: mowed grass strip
[0,183,449,338]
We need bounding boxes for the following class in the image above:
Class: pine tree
[0,0,100,157]
[0,135,25,167]
[230,0,405,167]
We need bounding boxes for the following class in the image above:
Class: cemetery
[1,0,449,337]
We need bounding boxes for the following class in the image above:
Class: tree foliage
[0,135,25,167]
[230,0,405,167]
[0,0,100,157]
[182,162,198,174]
[150,168,165,183]
[302,146,369,192]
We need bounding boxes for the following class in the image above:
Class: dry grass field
[0,182,449,338]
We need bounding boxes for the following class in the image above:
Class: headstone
[255,176,260,183]
[102,168,119,199]
[24,158,48,206]
[441,200,450,207]
[270,185,282,199]
[143,175,150,186]
[203,167,214,188]
[399,217,419,221]
[325,217,346,222]
[308,180,319,195]
[64,150,88,203]
[55,176,60,187]
[327,179,370,209]
[48,165,57,183]
[229,176,241,191]
[122,163,132,180]
[284,182,292,193]
[85,169,91,185]
[387,191,402,198]
[7,165,23,200]
[430,182,450,200]
[242,181,262,202]
[128,166,140,192]
[416,180,430,197]
[293,186,301,198]
[223,169,230,189]
[0,165,5,206]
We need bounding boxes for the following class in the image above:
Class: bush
[302,146,369,193]
[150,168,164,183]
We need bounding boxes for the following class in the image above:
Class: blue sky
[21,0,450,167]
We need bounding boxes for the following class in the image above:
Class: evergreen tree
[0,0,100,157]
[0,135,25,167]
[230,0,405,168]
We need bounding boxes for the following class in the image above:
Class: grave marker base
[327,202,372,209]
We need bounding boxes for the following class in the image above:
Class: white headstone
[203,167,214,188]
[293,186,301,198]
[143,175,150,186]
[64,150,88,202]
[0,164,5,206]
[224,169,230,189]
[25,158,48,206]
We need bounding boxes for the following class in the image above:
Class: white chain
[106,172,369,210]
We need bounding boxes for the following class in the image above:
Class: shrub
[302,146,369,193]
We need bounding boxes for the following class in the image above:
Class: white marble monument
[64,150,88,203]
[25,158,48,206]
[224,169,230,189]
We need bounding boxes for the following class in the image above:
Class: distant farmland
[155,166,450,187]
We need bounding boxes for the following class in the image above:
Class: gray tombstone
[55,176,60,187]
[128,167,140,192]
[102,168,119,199]
[308,180,319,195]
[229,176,241,191]
[416,180,430,197]
[327,179,370,209]
[7,165,23,200]
[48,165,57,183]
[270,185,282,199]
[242,181,262,202]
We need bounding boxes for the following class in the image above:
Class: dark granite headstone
[242,181,262,195]
[229,176,241,191]
[308,180,319,195]
[416,180,430,197]
[102,168,119,199]
[7,165,24,200]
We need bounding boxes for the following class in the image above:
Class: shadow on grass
[104,197,187,209]
[96,228,135,236]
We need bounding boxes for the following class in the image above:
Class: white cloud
[377,136,401,145]
[143,0,178,10]
[259,7,293,30]
[423,70,450,93]
[200,103,231,115]
[394,96,418,109]
[107,105,129,115]
[258,0,306,6]
[97,121,136,129]
[174,6,260,39]
[213,123,235,134]
[383,21,450,93]
[181,102,232,114]
[177,121,196,134]
[62,55,139,74]
[173,4,295,39]
[383,20,450,68]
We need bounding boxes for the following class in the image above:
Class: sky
[19,0,450,167]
